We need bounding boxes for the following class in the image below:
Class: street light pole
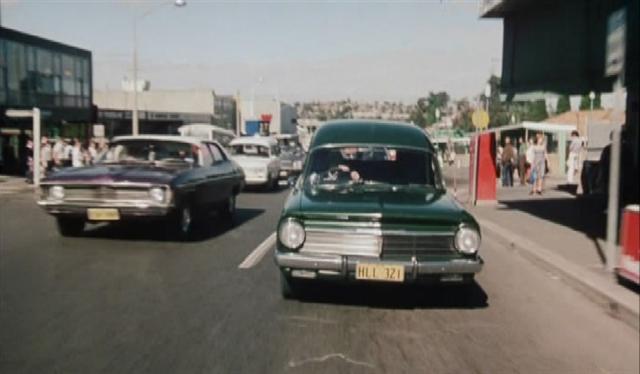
[131,0,187,135]
[132,19,139,135]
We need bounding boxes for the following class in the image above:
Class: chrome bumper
[37,200,171,218]
[275,251,483,282]
[244,176,269,185]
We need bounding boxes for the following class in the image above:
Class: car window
[201,143,214,165]
[100,140,200,165]
[230,144,270,158]
[306,146,438,188]
[207,143,224,163]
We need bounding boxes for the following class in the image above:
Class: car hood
[288,185,470,226]
[41,164,180,185]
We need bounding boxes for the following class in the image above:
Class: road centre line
[238,232,276,269]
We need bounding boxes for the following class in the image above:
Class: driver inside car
[325,147,361,183]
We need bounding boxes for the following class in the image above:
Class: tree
[523,99,548,121]
[452,99,474,132]
[409,98,428,128]
[556,95,571,114]
[481,75,510,128]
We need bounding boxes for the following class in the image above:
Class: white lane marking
[288,353,375,369]
[238,232,276,269]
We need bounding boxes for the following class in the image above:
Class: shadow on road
[499,196,607,239]
[81,207,265,243]
[292,281,488,310]
[498,196,607,261]
[242,184,289,194]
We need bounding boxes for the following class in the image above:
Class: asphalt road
[1,187,638,373]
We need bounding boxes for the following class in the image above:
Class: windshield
[305,146,441,189]
[230,144,270,158]
[98,140,200,165]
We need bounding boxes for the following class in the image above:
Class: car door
[205,142,233,204]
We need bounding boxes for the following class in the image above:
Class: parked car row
[37,120,484,299]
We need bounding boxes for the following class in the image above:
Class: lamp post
[131,0,187,135]
[589,91,596,112]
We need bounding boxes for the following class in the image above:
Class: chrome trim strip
[275,252,483,275]
[37,200,172,209]
[305,220,382,228]
[304,227,454,237]
[40,181,156,188]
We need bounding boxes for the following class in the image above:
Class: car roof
[309,120,434,151]
[112,134,204,146]
[275,134,298,139]
[229,136,277,147]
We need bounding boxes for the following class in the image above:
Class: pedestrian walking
[496,144,503,179]
[71,139,84,167]
[525,137,535,184]
[530,133,548,195]
[501,137,515,187]
[87,140,98,164]
[41,136,53,175]
[52,137,64,169]
[567,130,581,184]
[62,139,73,167]
[25,138,34,183]
[517,136,527,185]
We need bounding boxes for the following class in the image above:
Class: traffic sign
[472,110,489,129]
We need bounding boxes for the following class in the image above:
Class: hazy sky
[1,0,504,103]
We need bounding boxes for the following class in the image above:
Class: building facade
[237,96,297,136]
[0,26,92,174]
[94,89,236,137]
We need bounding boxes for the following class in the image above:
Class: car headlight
[455,227,481,254]
[278,219,305,250]
[149,187,165,203]
[49,185,65,200]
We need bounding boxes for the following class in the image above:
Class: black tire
[220,194,236,224]
[264,175,274,192]
[280,272,301,299]
[169,203,194,241]
[56,217,84,237]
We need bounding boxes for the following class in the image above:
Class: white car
[229,136,281,189]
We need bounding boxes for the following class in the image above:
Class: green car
[274,120,483,298]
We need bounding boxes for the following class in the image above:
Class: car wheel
[56,217,85,237]
[169,204,194,241]
[264,175,273,191]
[280,272,301,299]
[221,194,236,223]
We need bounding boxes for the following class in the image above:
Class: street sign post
[472,109,490,130]
[5,108,41,187]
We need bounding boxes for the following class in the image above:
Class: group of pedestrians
[498,133,549,195]
[26,137,108,182]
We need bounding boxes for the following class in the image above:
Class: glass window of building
[0,39,5,104]
[6,41,27,105]
[62,54,76,106]
[36,48,55,96]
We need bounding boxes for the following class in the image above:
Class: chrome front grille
[382,235,455,259]
[300,227,455,259]
[301,229,382,257]
[64,186,150,201]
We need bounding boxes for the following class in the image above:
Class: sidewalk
[0,175,35,196]
[462,175,639,329]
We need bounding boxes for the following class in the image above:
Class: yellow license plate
[355,263,405,282]
[87,208,120,221]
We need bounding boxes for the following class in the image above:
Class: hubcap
[180,207,191,233]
